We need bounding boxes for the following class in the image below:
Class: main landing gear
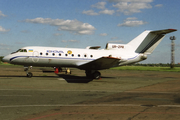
[24,66,33,78]
[85,70,101,79]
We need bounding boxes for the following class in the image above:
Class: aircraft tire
[85,70,101,79]
[93,71,101,79]
[27,72,33,78]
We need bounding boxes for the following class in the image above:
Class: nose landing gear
[27,72,33,78]
[24,66,33,78]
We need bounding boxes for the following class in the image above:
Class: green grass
[1,62,180,72]
[0,62,22,67]
[0,62,13,65]
[112,66,180,72]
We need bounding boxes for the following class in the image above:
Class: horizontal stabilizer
[78,57,120,70]
[150,29,177,34]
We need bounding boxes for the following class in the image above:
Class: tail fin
[128,29,177,54]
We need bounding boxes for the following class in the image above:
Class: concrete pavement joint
[1,104,180,108]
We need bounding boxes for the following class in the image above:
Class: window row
[40,52,93,58]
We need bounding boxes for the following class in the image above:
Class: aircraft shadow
[42,70,94,83]
[57,74,93,83]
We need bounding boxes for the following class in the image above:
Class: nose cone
[2,56,10,63]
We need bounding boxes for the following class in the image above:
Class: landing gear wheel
[85,70,101,79]
[27,72,33,78]
[93,71,101,79]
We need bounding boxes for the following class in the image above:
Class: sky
[0,0,179,63]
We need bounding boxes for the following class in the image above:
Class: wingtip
[168,29,177,31]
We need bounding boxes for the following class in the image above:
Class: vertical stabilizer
[128,30,151,52]
[127,29,177,54]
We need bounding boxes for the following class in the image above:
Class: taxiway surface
[0,65,180,120]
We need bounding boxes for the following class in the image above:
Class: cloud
[83,2,114,16]
[0,11,6,18]
[0,26,10,32]
[61,40,67,43]
[68,40,79,42]
[83,9,114,15]
[155,4,163,7]
[108,0,153,2]
[99,33,108,36]
[99,9,115,15]
[118,17,147,27]
[61,39,78,43]
[83,0,153,16]
[91,2,106,9]
[113,2,152,15]
[23,18,96,35]
[82,10,99,16]
[53,33,63,36]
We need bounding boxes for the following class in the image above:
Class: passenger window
[46,53,48,55]
[40,52,43,55]
[72,54,74,57]
[90,55,93,58]
[65,54,68,56]
[84,54,87,57]
[78,54,80,57]
[52,53,55,56]
[59,53,61,56]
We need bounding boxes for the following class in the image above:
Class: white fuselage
[3,46,145,69]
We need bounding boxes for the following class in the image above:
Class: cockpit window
[11,49,27,54]
[19,49,27,52]
[16,49,21,52]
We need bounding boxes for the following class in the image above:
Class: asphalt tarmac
[0,65,180,120]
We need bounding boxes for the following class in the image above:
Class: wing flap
[78,57,120,70]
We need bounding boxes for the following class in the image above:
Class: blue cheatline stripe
[10,54,140,63]
[10,56,95,62]
[127,54,139,60]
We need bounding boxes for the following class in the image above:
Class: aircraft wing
[78,57,121,70]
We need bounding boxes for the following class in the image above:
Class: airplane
[2,29,177,79]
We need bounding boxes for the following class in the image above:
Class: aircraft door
[32,51,39,62]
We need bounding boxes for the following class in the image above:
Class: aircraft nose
[2,56,10,63]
